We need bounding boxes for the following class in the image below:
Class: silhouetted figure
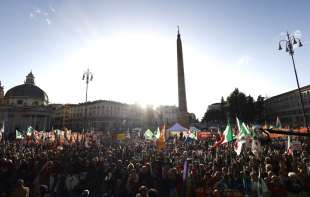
[179,132,184,140]
[10,179,29,197]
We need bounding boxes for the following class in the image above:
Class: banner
[116,133,126,141]
[197,132,212,140]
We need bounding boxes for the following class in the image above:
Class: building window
[32,101,39,106]
[17,100,23,105]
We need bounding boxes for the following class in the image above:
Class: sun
[62,33,177,107]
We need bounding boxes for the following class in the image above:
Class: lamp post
[82,68,93,102]
[278,32,308,131]
[82,68,93,132]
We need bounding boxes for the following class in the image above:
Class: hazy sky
[1,0,310,119]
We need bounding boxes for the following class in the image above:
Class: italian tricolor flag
[213,122,234,148]
[234,117,251,155]
[236,117,251,138]
[222,122,235,143]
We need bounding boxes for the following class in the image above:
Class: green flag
[189,127,200,140]
[222,122,235,143]
[154,127,160,139]
[16,130,24,139]
[236,117,251,138]
[144,129,154,140]
[26,126,33,136]
[188,131,197,140]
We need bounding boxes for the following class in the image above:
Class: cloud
[35,8,41,14]
[237,55,251,65]
[49,5,56,13]
[46,18,51,25]
[29,7,54,25]
[293,30,302,38]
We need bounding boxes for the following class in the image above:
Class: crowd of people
[0,131,310,197]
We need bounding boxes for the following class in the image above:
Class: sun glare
[62,33,177,107]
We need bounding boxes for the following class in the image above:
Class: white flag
[234,139,246,155]
[287,136,293,155]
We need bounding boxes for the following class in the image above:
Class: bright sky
[1,0,310,119]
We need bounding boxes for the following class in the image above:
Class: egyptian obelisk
[176,27,189,127]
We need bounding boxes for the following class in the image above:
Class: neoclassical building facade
[52,101,179,132]
[0,72,181,133]
[0,72,52,133]
[265,85,310,127]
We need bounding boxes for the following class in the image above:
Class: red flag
[212,133,224,148]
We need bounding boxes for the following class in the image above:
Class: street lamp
[82,68,93,102]
[278,32,308,131]
[82,68,93,132]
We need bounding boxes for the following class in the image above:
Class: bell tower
[25,71,35,85]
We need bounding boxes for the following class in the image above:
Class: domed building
[0,72,52,133]
[5,72,49,106]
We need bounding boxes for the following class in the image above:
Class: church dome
[5,84,48,100]
[5,72,49,104]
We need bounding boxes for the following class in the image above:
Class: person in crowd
[0,131,309,197]
[10,179,29,197]
[135,185,148,197]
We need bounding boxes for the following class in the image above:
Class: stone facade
[265,85,310,127]
[176,29,189,127]
[156,105,179,125]
[52,101,179,132]
[207,103,222,111]
[0,72,181,133]
[0,72,52,133]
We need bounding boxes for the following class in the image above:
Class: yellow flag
[117,133,126,141]
[157,124,166,150]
